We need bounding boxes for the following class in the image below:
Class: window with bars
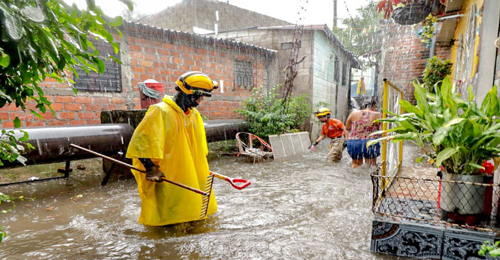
[74,40,122,92]
[234,60,254,90]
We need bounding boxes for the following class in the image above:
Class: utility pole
[333,0,337,28]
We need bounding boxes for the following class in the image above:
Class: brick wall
[141,0,291,33]
[1,22,278,128]
[380,24,452,104]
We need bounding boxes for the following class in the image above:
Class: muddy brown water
[0,144,418,259]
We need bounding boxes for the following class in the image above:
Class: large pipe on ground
[204,120,247,143]
[9,124,134,167]
[7,120,247,167]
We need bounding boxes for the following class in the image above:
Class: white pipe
[438,14,464,21]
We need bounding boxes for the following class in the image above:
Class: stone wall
[0,22,278,128]
[140,0,291,33]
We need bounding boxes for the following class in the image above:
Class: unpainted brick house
[0,22,278,128]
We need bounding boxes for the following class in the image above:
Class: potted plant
[368,76,500,217]
[422,56,453,92]
[377,0,430,24]
[416,14,438,47]
[377,0,445,25]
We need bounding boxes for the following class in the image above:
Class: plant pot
[392,3,432,25]
[440,172,487,215]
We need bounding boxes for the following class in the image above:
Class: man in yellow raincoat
[357,76,366,95]
[126,71,218,226]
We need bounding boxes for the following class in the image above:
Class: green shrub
[423,56,453,92]
[236,85,312,138]
[479,241,500,257]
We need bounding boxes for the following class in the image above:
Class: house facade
[0,22,278,128]
[213,25,358,137]
[380,0,500,104]
[442,0,500,103]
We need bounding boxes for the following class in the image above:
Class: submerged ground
[0,142,419,259]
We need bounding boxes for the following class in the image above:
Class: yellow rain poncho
[357,79,366,95]
[126,95,217,226]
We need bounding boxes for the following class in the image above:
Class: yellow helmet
[314,108,331,117]
[176,71,218,96]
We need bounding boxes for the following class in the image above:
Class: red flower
[480,161,494,175]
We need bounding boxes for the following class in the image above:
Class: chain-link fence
[372,170,500,233]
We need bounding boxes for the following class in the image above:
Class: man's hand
[145,165,165,182]
[309,141,318,151]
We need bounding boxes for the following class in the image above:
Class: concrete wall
[0,22,278,128]
[215,28,315,95]
[140,0,291,33]
[311,31,351,140]
[215,26,356,139]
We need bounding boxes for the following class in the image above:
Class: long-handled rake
[70,144,211,196]
[70,144,251,219]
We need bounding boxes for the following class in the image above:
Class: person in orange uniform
[126,71,218,226]
[309,108,347,162]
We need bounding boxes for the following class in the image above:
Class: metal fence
[380,79,404,190]
[372,172,500,233]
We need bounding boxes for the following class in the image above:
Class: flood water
[0,144,413,259]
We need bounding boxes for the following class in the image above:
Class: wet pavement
[0,143,417,259]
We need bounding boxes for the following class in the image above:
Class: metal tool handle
[211,172,251,190]
[70,144,208,196]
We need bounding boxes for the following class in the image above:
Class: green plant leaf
[416,155,426,163]
[489,248,500,257]
[19,131,29,142]
[94,57,105,74]
[107,16,123,26]
[118,0,134,10]
[366,137,390,147]
[436,147,458,166]
[443,118,465,128]
[433,127,448,146]
[392,132,418,141]
[0,52,10,68]
[468,163,485,170]
[467,85,475,102]
[13,117,20,128]
[481,85,500,118]
[399,100,423,117]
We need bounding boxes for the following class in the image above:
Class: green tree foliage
[332,2,384,64]
[0,0,132,165]
[237,86,312,139]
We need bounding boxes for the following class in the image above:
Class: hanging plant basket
[392,3,432,25]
